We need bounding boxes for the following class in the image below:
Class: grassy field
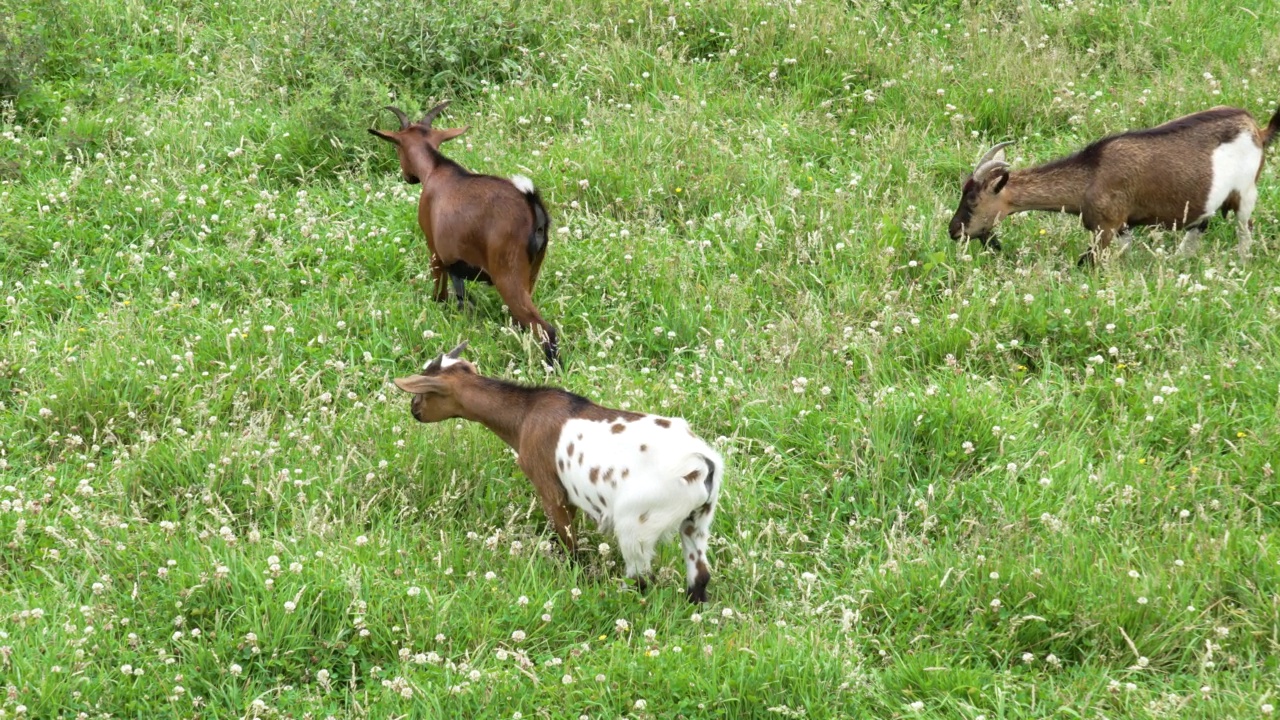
[2,0,1280,716]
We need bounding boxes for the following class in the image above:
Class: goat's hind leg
[1234,186,1259,261]
[679,508,715,604]
[616,519,658,593]
[494,276,559,367]
[430,256,451,302]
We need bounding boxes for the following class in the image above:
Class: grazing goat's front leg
[523,465,578,553]
[1077,228,1117,268]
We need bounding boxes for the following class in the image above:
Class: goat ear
[436,126,468,143]
[368,128,400,145]
[991,170,1010,194]
[394,376,446,395]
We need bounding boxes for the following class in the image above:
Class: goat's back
[1082,108,1264,226]
[423,174,536,266]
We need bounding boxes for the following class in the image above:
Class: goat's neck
[451,376,533,449]
[408,145,458,187]
[1004,160,1093,215]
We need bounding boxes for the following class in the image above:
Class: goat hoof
[1076,252,1097,269]
[685,584,708,604]
[983,238,1002,252]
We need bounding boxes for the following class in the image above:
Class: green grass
[2,0,1280,716]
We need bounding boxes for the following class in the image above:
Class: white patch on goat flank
[510,174,536,194]
[1198,131,1263,223]
[554,415,722,583]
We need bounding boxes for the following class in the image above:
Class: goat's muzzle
[951,224,1000,251]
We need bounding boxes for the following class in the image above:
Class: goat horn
[425,354,444,373]
[974,140,1014,170]
[384,106,411,130]
[421,101,451,128]
[446,341,468,359]
[972,159,1011,183]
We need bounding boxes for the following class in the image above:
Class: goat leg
[1078,223,1119,268]
[450,273,467,310]
[430,257,451,303]
[494,276,560,367]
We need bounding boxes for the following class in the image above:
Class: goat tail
[698,455,718,497]
[511,174,550,260]
[1263,104,1280,148]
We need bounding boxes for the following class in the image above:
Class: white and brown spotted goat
[370,102,558,365]
[950,105,1280,266]
[394,343,723,602]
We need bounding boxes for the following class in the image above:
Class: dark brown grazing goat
[370,102,558,365]
[950,105,1280,266]
[394,342,724,603]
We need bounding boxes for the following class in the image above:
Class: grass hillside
[2,0,1279,716]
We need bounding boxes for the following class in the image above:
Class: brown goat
[370,102,558,365]
[394,342,724,603]
[950,105,1280,266]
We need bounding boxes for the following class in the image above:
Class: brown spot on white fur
[621,468,630,479]
[611,423,626,434]
[639,444,648,452]
[589,467,600,483]
[640,512,650,524]
[683,470,701,483]
[603,468,615,484]
[654,418,671,428]
[566,442,575,457]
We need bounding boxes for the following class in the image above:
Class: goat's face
[393,342,474,423]
[949,172,1009,247]
[950,142,1013,250]
[369,103,469,185]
